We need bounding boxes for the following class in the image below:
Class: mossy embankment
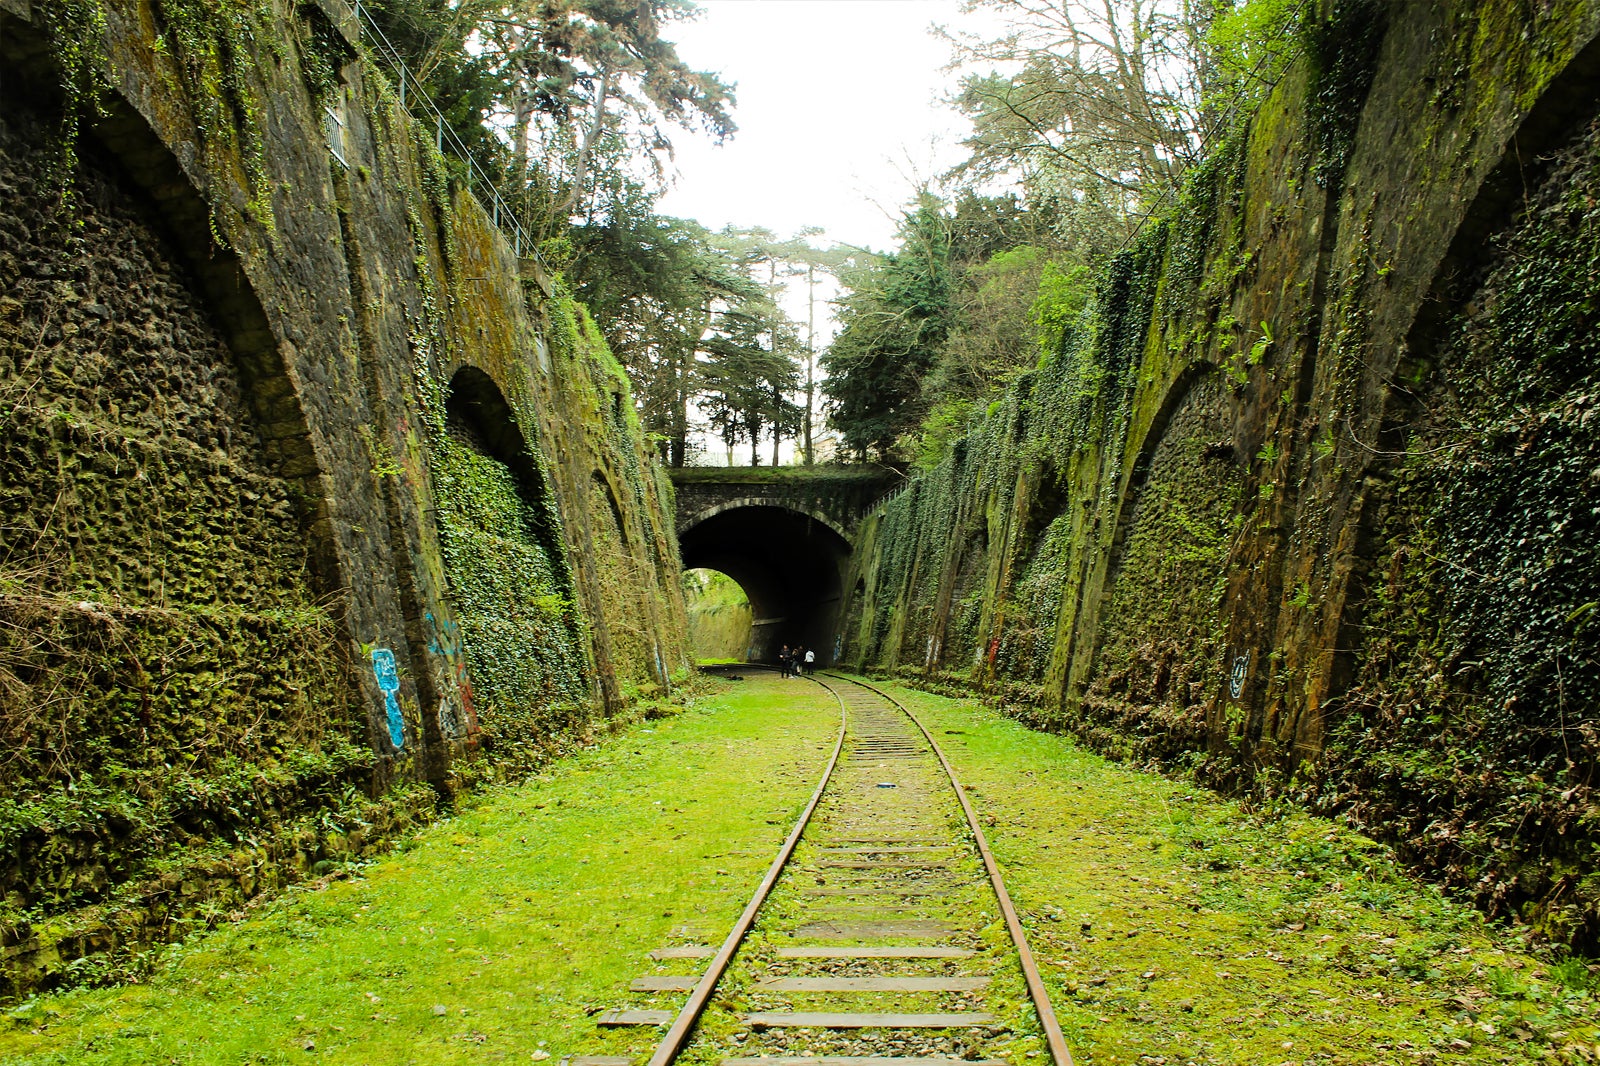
[837,0,1600,946]
[0,0,688,996]
[0,673,838,1064]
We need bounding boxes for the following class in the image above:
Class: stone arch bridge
[669,466,900,665]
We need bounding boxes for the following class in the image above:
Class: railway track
[571,669,1071,1066]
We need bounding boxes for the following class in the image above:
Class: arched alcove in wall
[0,62,354,941]
[942,524,991,670]
[998,460,1075,684]
[444,367,565,560]
[434,366,590,741]
[1081,368,1241,753]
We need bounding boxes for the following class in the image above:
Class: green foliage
[1205,0,1310,108]
[1032,256,1093,361]
[570,214,816,467]
[826,195,1094,467]
[37,0,108,208]
[1303,0,1388,189]
[682,569,751,661]
[149,0,279,234]
[914,398,975,470]
[823,196,953,461]
[358,0,506,173]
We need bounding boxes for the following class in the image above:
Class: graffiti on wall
[425,611,480,743]
[1229,651,1251,699]
[369,647,405,749]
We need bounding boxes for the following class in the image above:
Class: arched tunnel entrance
[678,505,852,666]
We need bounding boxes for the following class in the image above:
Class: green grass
[881,681,1600,1066]
[10,674,1597,1065]
[0,675,837,1065]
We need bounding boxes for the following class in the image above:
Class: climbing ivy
[433,433,590,755]
[1317,116,1600,947]
[1302,0,1387,189]
[37,0,108,209]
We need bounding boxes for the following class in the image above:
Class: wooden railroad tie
[744,1011,998,1029]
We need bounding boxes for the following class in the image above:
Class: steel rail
[823,673,1076,1066]
[645,667,849,1066]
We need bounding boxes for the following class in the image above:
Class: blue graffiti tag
[370,647,405,749]
[424,611,463,656]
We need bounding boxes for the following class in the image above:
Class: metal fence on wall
[346,0,543,268]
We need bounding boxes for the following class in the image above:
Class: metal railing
[865,476,914,516]
[348,0,543,269]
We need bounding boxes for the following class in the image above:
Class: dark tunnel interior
[678,506,852,665]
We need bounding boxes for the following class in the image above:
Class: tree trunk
[555,65,613,220]
[668,346,688,467]
[803,263,815,464]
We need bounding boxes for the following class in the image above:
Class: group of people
[777,644,814,678]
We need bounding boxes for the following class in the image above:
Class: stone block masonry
[0,0,689,996]
[840,0,1600,949]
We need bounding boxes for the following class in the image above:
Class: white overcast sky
[657,0,978,255]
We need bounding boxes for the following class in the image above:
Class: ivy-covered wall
[840,0,1600,946]
[0,0,688,996]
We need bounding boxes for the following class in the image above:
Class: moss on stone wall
[840,1,1600,946]
[1316,113,1600,947]
[0,105,382,995]
[0,0,693,995]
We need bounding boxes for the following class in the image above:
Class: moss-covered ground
[879,681,1600,1065]
[0,674,837,1064]
[5,674,1597,1065]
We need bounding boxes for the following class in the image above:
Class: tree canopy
[365,0,1313,471]
[819,0,1310,467]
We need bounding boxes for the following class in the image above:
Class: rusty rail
[838,673,1076,1066]
[645,666,849,1066]
[647,666,1074,1066]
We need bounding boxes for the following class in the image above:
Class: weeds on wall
[37,0,108,208]
[40,0,281,235]
[1082,373,1240,762]
[388,118,595,763]
[151,0,279,237]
